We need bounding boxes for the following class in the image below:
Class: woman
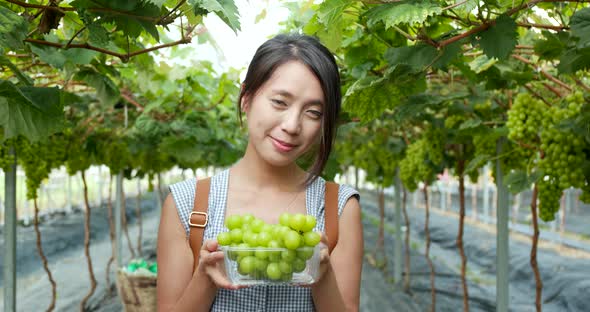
[157,33,363,312]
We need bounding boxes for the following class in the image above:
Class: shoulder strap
[189,178,211,274]
[324,182,339,254]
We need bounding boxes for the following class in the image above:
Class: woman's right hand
[195,239,244,290]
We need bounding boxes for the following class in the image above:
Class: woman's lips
[270,137,297,152]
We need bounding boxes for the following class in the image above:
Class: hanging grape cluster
[0,138,17,171]
[536,92,587,221]
[16,134,69,200]
[506,93,547,142]
[400,136,442,192]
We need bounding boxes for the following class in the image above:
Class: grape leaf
[478,15,518,60]
[504,169,543,194]
[343,65,426,121]
[534,30,568,60]
[190,0,240,33]
[465,154,492,173]
[87,23,110,48]
[384,44,438,71]
[0,6,28,50]
[0,81,65,141]
[317,0,351,26]
[557,46,590,74]
[570,7,590,48]
[74,68,120,107]
[459,119,482,130]
[469,55,497,73]
[72,0,161,41]
[366,1,442,28]
[146,0,167,8]
[29,44,99,69]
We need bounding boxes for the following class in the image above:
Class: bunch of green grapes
[217,213,321,282]
[424,129,445,165]
[400,139,435,192]
[536,91,586,221]
[506,93,546,143]
[537,178,562,221]
[538,93,585,190]
[0,138,17,171]
[16,137,52,200]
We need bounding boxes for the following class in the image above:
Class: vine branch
[512,54,572,92]
[524,84,552,107]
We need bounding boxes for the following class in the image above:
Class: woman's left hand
[297,233,331,287]
[315,233,332,282]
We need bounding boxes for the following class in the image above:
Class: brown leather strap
[325,182,339,254]
[189,178,211,274]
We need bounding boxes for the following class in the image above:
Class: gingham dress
[168,168,360,312]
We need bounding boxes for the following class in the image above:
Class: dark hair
[238,33,341,186]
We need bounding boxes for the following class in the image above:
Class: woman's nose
[281,109,302,135]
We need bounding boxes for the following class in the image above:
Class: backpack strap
[324,182,339,254]
[189,178,211,274]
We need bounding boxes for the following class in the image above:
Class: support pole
[393,170,402,285]
[483,165,490,223]
[496,139,509,312]
[115,171,123,268]
[4,146,17,312]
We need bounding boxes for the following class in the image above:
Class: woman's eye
[271,99,287,106]
[307,110,323,119]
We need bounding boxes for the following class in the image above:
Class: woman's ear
[240,94,250,113]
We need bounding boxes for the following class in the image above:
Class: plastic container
[219,244,321,286]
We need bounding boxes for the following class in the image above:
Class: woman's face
[242,60,325,168]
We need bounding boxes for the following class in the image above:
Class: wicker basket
[116,269,157,312]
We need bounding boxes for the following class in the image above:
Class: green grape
[283,230,302,250]
[281,249,297,262]
[238,256,256,275]
[300,215,317,232]
[243,230,258,246]
[292,258,306,273]
[217,232,232,246]
[266,263,282,280]
[225,215,243,230]
[288,213,306,231]
[250,219,265,233]
[256,231,272,247]
[278,261,293,274]
[230,229,244,244]
[279,213,291,227]
[303,231,321,247]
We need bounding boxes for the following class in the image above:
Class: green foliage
[477,15,518,60]
[570,7,590,48]
[365,1,442,28]
[343,65,425,121]
[0,81,65,141]
[0,6,27,50]
[190,0,241,33]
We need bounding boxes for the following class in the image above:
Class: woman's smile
[269,136,298,153]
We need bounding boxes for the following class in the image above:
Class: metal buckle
[189,211,208,228]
